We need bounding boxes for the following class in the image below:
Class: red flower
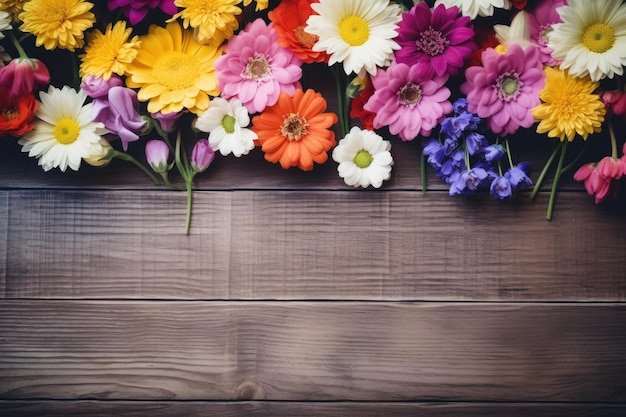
[0,89,39,137]
[466,24,499,68]
[350,77,376,131]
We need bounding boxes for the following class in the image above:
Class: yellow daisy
[532,66,605,142]
[241,0,268,12]
[169,0,241,45]
[79,21,141,80]
[19,0,95,51]
[124,22,222,115]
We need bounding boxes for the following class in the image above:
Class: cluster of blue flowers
[423,98,533,199]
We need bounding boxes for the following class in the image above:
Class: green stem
[184,176,193,235]
[8,32,28,59]
[421,147,427,193]
[608,118,618,159]
[504,137,514,169]
[530,143,561,201]
[333,65,348,136]
[113,150,161,185]
[546,141,569,221]
[561,142,588,174]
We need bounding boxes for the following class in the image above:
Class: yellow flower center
[153,52,200,90]
[54,118,80,144]
[1,106,19,120]
[339,15,369,46]
[582,23,615,53]
[353,150,373,168]
[294,25,318,48]
[281,113,308,141]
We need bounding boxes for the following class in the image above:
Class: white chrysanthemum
[18,86,108,172]
[332,126,393,188]
[548,0,626,82]
[305,0,402,76]
[494,10,533,50]
[195,97,257,157]
[435,0,511,20]
[0,10,12,38]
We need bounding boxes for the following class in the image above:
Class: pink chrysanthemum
[214,19,303,114]
[528,0,567,65]
[395,2,476,77]
[363,62,452,141]
[461,44,545,136]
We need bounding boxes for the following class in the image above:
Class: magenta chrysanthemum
[395,2,476,77]
[364,62,452,141]
[461,44,545,136]
[107,0,177,25]
[214,19,303,114]
[528,0,567,66]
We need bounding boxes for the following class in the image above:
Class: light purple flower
[191,139,215,173]
[82,74,123,99]
[364,62,452,141]
[214,19,303,114]
[460,44,545,136]
[152,110,183,133]
[395,2,476,77]
[145,139,170,173]
[107,0,177,25]
[87,81,146,151]
[490,176,513,199]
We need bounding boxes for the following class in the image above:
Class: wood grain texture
[2,401,626,417]
[0,192,6,298]
[1,301,625,402]
[2,189,625,301]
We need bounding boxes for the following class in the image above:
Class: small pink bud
[191,138,215,173]
[145,140,170,173]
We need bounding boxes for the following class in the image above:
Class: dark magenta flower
[107,0,177,25]
[395,2,476,77]
[0,58,50,97]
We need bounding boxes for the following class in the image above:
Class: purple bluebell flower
[505,161,533,190]
[482,144,505,162]
[490,176,513,199]
[449,167,489,196]
[465,132,487,155]
[453,98,468,114]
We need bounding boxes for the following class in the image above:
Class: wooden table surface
[1,74,626,416]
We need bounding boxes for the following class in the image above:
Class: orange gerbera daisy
[267,0,328,64]
[251,89,338,170]
[0,89,38,137]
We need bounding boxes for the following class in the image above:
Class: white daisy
[305,0,402,76]
[195,97,257,157]
[435,0,511,20]
[18,86,108,172]
[332,126,393,188]
[548,0,626,82]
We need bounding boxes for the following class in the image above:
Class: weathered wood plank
[0,192,6,298]
[3,190,625,301]
[2,401,626,417]
[1,301,625,402]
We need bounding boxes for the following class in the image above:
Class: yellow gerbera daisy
[169,0,241,45]
[241,0,268,12]
[532,66,605,142]
[124,22,222,115]
[79,21,141,80]
[19,0,95,51]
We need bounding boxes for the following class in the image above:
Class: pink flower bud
[145,140,170,173]
[0,58,50,97]
[191,138,215,173]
